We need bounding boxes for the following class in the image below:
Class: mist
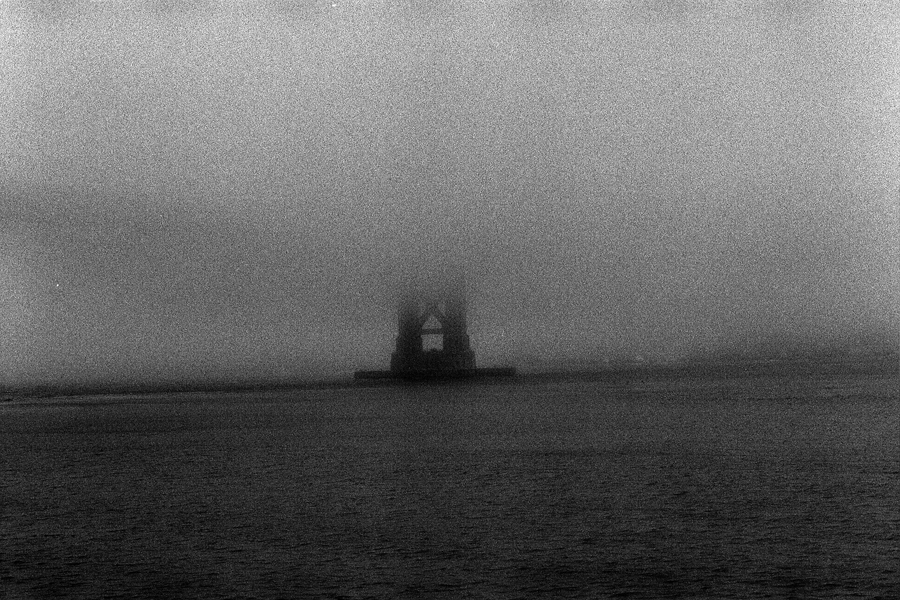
[2,0,898,386]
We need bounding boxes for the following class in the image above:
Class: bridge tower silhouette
[354,274,514,381]
[390,275,476,375]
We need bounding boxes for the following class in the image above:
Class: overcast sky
[2,0,898,386]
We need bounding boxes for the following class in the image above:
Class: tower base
[353,367,516,381]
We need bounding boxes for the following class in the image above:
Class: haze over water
[2,4,898,598]
[2,1,898,388]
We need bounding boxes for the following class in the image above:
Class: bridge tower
[390,275,476,375]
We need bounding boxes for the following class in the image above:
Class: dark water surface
[2,375,898,599]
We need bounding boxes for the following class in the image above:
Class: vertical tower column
[391,290,423,372]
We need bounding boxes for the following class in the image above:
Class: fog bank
[2,1,898,385]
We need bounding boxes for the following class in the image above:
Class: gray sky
[2,0,898,385]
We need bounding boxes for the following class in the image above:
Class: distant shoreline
[3,355,896,402]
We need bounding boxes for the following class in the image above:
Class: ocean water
[2,374,898,599]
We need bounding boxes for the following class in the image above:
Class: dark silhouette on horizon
[355,274,515,381]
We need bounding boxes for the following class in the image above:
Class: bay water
[2,374,898,598]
